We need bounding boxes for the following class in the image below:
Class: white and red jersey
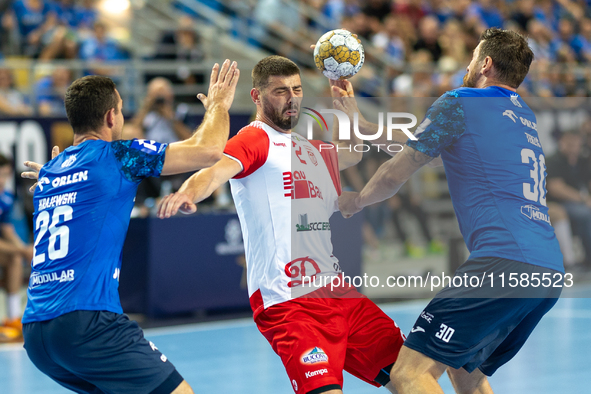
[224,121,342,317]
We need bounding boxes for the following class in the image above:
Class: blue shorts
[23,310,184,394]
[404,257,562,376]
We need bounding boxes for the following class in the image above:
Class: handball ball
[314,29,365,80]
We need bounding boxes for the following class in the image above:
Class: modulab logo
[521,205,551,225]
[301,347,329,365]
[303,107,417,153]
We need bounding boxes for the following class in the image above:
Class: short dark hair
[477,28,534,88]
[65,76,119,134]
[0,153,12,168]
[252,56,300,89]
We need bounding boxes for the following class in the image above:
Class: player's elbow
[200,147,223,168]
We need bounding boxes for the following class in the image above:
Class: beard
[262,99,300,131]
[462,70,478,88]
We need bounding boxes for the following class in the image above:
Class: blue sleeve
[406,90,466,157]
[0,195,14,224]
[111,139,168,183]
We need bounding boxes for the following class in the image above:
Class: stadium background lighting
[100,0,130,15]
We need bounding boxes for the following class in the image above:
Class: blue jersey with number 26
[407,86,563,273]
[22,139,167,324]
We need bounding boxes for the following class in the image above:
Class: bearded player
[158,56,405,394]
[340,28,564,394]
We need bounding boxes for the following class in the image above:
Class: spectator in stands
[54,0,78,29]
[0,68,32,116]
[154,16,204,64]
[527,19,553,61]
[0,154,33,342]
[251,0,304,52]
[5,0,68,59]
[466,0,504,29]
[547,131,591,267]
[34,66,71,116]
[79,21,128,76]
[153,15,205,97]
[361,0,391,23]
[35,0,78,60]
[511,0,536,31]
[439,19,470,63]
[132,77,194,209]
[75,0,98,34]
[551,18,588,63]
[372,15,406,67]
[413,15,442,62]
[391,0,427,28]
[0,0,12,56]
[133,77,192,144]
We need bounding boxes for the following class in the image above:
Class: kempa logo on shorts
[301,347,329,365]
[29,270,74,289]
[296,214,330,232]
[305,368,329,379]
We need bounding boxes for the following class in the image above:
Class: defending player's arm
[157,157,242,218]
[339,91,465,217]
[160,60,240,175]
[158,123,268,218]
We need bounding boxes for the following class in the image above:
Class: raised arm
[339,91,465,217]
[330,80,363,170]
[157,156,242,218]
[160,60,240,175]
[330,82,412,157]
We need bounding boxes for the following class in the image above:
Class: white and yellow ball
[314,29,364,80]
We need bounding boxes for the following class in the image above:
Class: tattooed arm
[338,146,433,217]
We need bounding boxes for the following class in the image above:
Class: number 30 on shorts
[435,323,455,343]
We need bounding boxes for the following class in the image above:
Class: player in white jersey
[158,56,404,394]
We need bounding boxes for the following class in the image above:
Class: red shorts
[254,285,404,394]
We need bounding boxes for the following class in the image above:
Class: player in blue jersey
[340,28,564,393]
[0,154,34,342]
[20,60,240,394]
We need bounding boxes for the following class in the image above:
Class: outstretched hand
[157,192,197,219]
[22,146,60,192]
[197,59,240,111]
[329,79,362,121]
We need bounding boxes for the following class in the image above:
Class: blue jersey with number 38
[407,86,563,273]
[23,139,167,323]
